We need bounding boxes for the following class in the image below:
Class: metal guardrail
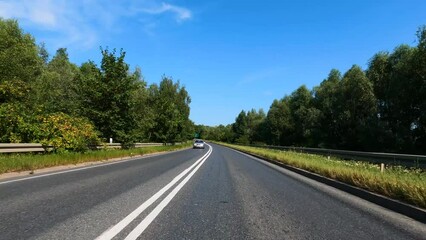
[95,143,164,149]
[252,145,426,169]
[0,143,48,153]
[0,143,166,153]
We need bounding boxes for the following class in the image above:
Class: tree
[76,61,103,122]
[31,48,81,115]
[366,51,395,151]
[0,18,41,104]
[77,48,138,147]
[265,98,293,145]
[313,69,342,148]
[220,124,234,142]
[412,26,426,152]
[130,67,153,142]
[367,44,423,152]
[199,124,233,142]
[0,19,42,84]
[38,42,49,65]
[288,85,321,146]
[337,65,377,150]
[0,18,42,143]
[0,103,38,143]
[232,110,249,144]
[246,108,266,144]
[149,77,191,143]
[1,18,201,150]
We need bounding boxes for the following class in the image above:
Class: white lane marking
[124,144,213,240]
[0,148,189,185]
[95,145,212,240]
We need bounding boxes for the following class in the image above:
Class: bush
[0,104,100,152]
[36,113,100,152]
[0,103,37,143]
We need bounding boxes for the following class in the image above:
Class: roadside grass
[0,143,191,175]
[219,142,426,209]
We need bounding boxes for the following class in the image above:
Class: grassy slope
[0,143,191,174]
[219,142,426,209]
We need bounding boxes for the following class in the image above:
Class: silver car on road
[193,139,205,149]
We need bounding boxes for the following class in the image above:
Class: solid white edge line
[124,144,213,240]
[0,148,189,185]
[95,146,212,240]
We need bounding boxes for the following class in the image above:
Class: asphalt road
[0,143,425,240]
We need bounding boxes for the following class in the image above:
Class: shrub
[36,113,100,152]
[0,103,37,143]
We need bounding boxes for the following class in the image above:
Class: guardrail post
[380,163,385,173]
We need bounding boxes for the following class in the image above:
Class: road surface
[0,143,424,239]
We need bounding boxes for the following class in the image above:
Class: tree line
[199,26,426,154]
[0,18,193,151]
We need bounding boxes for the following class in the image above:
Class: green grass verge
[218,142,426,209]
[0,142,192,175]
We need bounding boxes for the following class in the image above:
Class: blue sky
[1,0,425,126]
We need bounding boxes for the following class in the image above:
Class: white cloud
[0,0,192,49]
[137,2,192,22]
[0,0,61,28]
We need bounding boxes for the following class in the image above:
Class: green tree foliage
[0,79,29,104]
[0,18,99,151]
[129,67,154,142]
[31,48,81,114]
[337,65,377,150]
[367,51,396,150]
[195,124,233,142]
[386,45,418,151]
[367,38,425,152]
[77,53,193,146]
[149,77,192,143]
[0,19,41,87]
[0,19,41,105]
[414,26,426,150]
[231,109,266,144]
[246,109,266,144]
[0,103,38,143]
[288,85,321,146]
[265,98,293,145]
[1,19,194,151]
[79,48,138,147]
[232,110,249,144]
[313,69,342,148]
[76,61,102,120]
[38,42,49,65]
[0,18,39,143]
